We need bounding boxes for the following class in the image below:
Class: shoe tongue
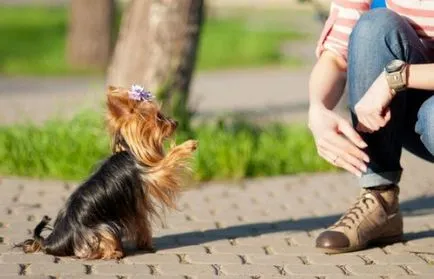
[379,190,396,206]
[369,185,399,212]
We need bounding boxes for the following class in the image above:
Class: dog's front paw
[113,250,125,260]
[184,140,198,152]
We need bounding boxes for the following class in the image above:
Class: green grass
[0,7,71,75]
[196,17,303,70]
[0,6,304,76]
[0,112,335,183]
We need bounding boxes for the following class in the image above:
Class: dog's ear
[107,87,132,120]
[107,85,118,94]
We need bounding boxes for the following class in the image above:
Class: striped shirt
[316,0,434,61]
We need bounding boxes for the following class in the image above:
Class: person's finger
[337,120,368,149]
[319,147,362,177]
[335,154,363,177]
[362,116,379,131]
[383,108,391,124]
[355,115,374,132]
[365,117,381,131]
[320,138,367,173]
[356,122,372,133]
[358,114,389,131]
[325,131,369,163]
[317,148,335,164]
[379,108,392,128]
[372,114,389,129]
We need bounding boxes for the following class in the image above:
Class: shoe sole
[317,234,403,254]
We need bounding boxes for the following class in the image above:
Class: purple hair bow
[128,84,153,101]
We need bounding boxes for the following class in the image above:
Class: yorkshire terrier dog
[17,85,198,260]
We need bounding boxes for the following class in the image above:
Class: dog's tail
[15,215,51,253]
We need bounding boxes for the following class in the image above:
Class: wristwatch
[384,59,408,95]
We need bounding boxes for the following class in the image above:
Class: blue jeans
[347,8,434,187]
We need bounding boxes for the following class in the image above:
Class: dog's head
[106,85,178,165]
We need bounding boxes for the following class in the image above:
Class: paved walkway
[1,152,433,278]
[0,68,335,125]
[1,5,433,278]
[1,67,432,278]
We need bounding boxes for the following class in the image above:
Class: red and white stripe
[316,0,434,61]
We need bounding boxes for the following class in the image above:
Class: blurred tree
[107,0,204,121]
[67,0,115,69]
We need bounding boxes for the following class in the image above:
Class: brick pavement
[0,151,433,278]
[1,2,433,278]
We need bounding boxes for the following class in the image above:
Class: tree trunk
[67,0,115,70]
[106,0,152,86]
[107,0,204,112]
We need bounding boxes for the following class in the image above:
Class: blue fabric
[347,9,434,187]
[371,0,386,9]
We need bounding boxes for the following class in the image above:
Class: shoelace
[332,190,376,229]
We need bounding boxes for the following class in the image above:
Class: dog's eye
[156,113,164,121]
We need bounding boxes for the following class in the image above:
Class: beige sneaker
[316,185,403,254]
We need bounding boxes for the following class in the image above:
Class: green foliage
[0,111,109,180]
[0,6,304,75]
[196,17,303,70]
[0,111,335,183]
[0,6,74,75]
[192,120,335,181]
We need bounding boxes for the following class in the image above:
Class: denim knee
[348,8,418,59]
[347,8,424,108]
[415,97,434,156]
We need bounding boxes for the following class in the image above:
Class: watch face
[385,60,405,73]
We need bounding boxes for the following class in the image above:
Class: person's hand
[354,72,393,133]
[308,104,370,177]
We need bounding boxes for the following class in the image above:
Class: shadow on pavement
[404,230,434,241]
[153,194,434,250]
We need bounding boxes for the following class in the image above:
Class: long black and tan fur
[16,85,197,259]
